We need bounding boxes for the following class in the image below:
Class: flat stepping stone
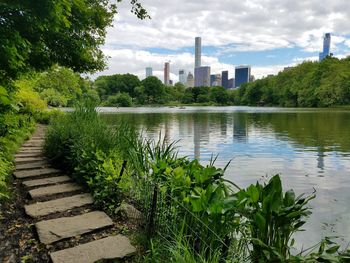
[29,183,82,199]
[50,235,136,263]
[36,211,113,244]
[23,140,44,146]
[20,146,43,151]
[15,161,49,170]
[15,157,46,164]
[18,149,42,154]
[22,175,71,188]
[15,152,43,158]
[25,193,93,217]
[14,168,61,179]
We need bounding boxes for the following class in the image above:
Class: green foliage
[105,93,133,107]
[0,113,35,199]
[94,74,236,106]
[40,88,68,107]
[141,76,166,104]
[0,0,149,83]
[235,175,315,262]
[236,57,350,107]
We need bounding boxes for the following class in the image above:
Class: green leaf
[255,212,266,232]
[326,245,340,254]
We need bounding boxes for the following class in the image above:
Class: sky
[94,0,350,82]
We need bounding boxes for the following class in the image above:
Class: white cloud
[107,0,350,51]
[93,0,350,80]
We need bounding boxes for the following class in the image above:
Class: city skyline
[94,0,350,81]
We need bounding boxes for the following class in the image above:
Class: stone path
[14,125,136,262]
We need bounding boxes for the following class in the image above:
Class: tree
[106,93,133,107]
[141,76,165,104]
[210,86,229,105]
[0,0,149,84]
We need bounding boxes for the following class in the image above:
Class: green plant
[235,175,315,262]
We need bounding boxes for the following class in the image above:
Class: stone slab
[50,235,136,263]
[22,175,71,188]
[17,149,42,154]
[15,152,43,158]
[19,147,43,151]
[15,157,46,164]
[29,183,82,199]
[15,161,49,170]
[36,211,113,244]
[23,140,44,147]
[14,168,61,179]
[25,193,93,217]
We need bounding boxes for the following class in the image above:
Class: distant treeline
[94,74,235,106]
[94,57,350,108]
[235,57,350,107]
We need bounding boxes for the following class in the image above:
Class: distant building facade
[186,72,195,88]
[164,62,170,86]
[210,74,216,86]
[235,66,251,88]
[212,74,222,86]
[195,66,211,87]
[195,37,201,68]
[146,67,153,78]
[319,33,331,61]
[221,70,229,89]
[179,69,186,84]
[249,75,255,82]
[228,78,235,89]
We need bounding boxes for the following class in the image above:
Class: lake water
[100,106,350,249]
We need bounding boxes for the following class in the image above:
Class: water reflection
[101,107,350,248]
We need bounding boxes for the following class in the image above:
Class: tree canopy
[234,57,350,107]
[0,0,149,83]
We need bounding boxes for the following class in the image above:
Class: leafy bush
[40,88,68,107]
[0,113,35,199]
[15,86,46,117]
[105,93,133,107]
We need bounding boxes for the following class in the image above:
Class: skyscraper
[186,72,194,88]
[319,33,331,61]
[146,67,153,78]
[210,74,216,86]
[212,74,222,86]
[164,62,170,86]
[179,69,186,84]
[235,66,251,88]
[195,66,210,87]
[228,78,235,89]
[221,70,229,89]
[195,37,201,68]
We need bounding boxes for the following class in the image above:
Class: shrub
[15,87,46,117]
[40,88,68,107]
[105,93,133,107]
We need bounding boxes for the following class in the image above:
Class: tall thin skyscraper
[195,37,201,68]
[222,70,229,89]
[146,67,153,78]
[164,62,170,85]
[319,33,331,61]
